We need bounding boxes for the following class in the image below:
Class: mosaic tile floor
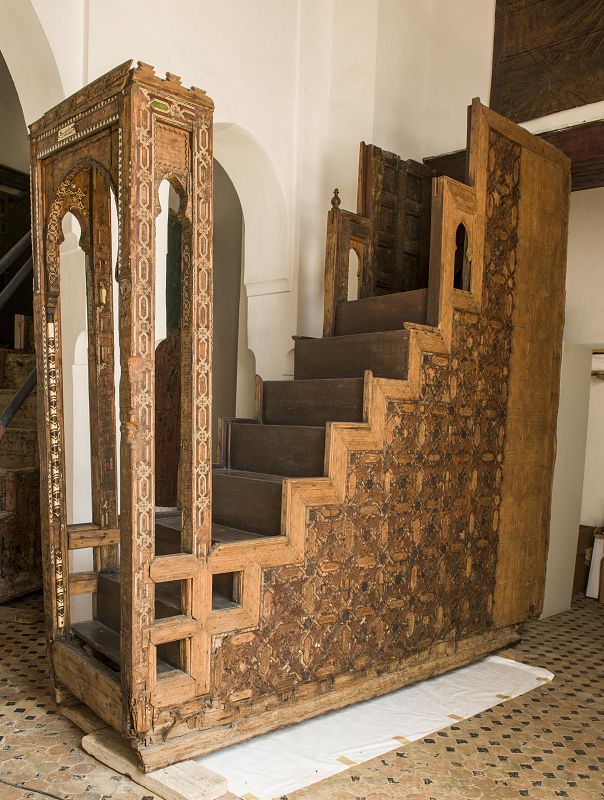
[0,593,601,799]
[288,595,604,800]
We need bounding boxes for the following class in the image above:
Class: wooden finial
[331,188,341,208]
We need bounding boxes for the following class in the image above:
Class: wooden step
[227,422,325,478]
[0,388,37,428]
[95,572,183,668]
[71,620,179,675]
[0,427,37,468]
[334,288,428,336]
[0,350,36,389]
[213,469,283,536]
[262,378,364,426]
[155,512,270,554]
[294,330,410,380]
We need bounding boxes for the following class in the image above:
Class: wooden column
[117,67,214,734]
[87,168,119,575]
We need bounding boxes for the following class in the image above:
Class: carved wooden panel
[491,0,604,121]
[208,130,519,712]
[132,104,569,770]
[358,144,432,296]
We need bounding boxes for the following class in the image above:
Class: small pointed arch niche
[453,222,472,292]
[348,248,360,301]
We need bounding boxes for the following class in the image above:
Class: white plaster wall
[564,188,604,346]
[83,0,303,381]
[423,0,496,157]
[537,189,604,616]
[0,0,64,123]
[542,343,591,618]
[570,192,604,534]
[581,357,604,526]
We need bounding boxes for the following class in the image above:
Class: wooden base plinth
[134,625,521,772]
[82,728,229,800]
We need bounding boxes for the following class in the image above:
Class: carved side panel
[151,125,523,731]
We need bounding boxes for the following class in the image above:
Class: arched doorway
[213,159,255,450]
[0,49,31,348]
[154,159,255,507]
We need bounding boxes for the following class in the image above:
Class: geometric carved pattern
[131,105,568,773]
[210,132,521,707]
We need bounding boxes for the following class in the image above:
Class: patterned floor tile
[0,594,602,799]
[286,596,604,799]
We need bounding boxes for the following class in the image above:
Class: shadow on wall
[214,123,295,382]
[214,159,255,446]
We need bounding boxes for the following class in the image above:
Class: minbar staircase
[74,290,425,669]
[31,66,569,772]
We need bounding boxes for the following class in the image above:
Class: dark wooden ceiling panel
[491,0,604,121]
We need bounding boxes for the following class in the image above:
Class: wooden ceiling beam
[425,118,604,192]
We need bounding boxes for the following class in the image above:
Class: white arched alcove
[214,122,297,381]
[0,0,63,124]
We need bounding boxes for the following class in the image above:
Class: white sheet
[197,655,553,800]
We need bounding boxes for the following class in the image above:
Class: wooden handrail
[0,230,31,280]
[0,367,36,441]
[0,255,33,314]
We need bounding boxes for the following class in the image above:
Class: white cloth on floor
[197,654,553,800]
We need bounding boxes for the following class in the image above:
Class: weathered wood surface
[491,0,604,122]
[0,369,41,604]
[335,288,428,336]
[30,61,214,735]
[262,377,364,426]
[357,145,432,296]
[130,100,566,768]
[135,625,521,771]
[82,728,229,800]
[494,136,570,626]
[323,147,432,335]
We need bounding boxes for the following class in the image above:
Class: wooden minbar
[31,63,570,772]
